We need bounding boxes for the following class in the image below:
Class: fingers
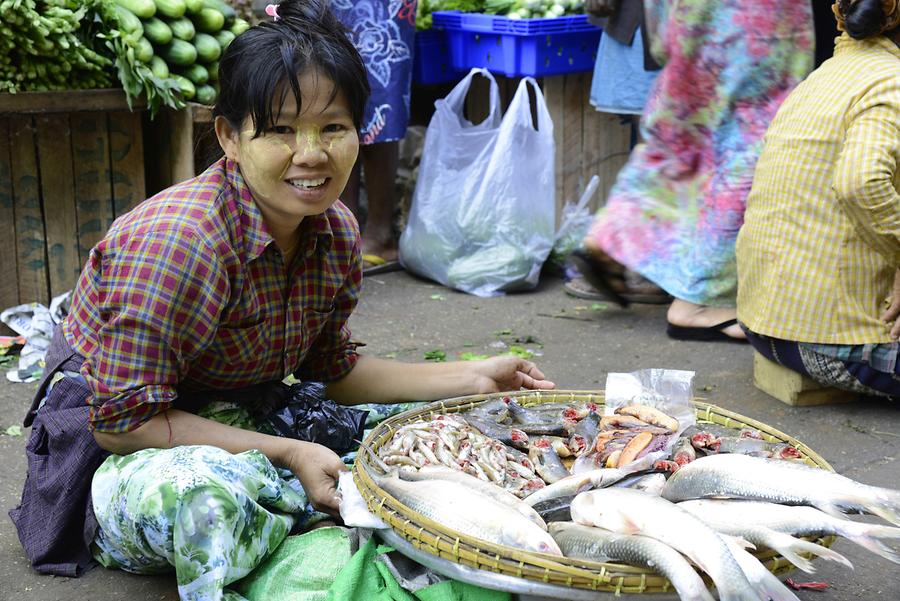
[516,360,555,390]
[881,300,900,323]
[891,319,900,340]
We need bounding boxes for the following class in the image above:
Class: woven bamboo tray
[354,389,837,596]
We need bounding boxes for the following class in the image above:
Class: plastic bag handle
[507,76,553,133]
[441,67,502,127]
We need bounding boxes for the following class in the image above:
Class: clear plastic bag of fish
[264,382,369,455]
[575,369,697,472]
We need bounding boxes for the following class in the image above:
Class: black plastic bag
[264,381,368,455]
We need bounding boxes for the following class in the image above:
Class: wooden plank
[0,89,143,114]
[0,117,18,318]
[753,352,855,406]
[36,114,80,297]
[108,111,147,218]
[71,112,113,266]
[8,115,49,305]
[561,73,585,209]
[580,74,603,211]
[540,76,565,227]
[168,108,195,185]
[594,113,632,208]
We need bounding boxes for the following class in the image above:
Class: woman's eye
[323,124,346,133]
[270,125,293,134]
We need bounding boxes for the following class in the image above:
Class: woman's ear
[214,115,241,162]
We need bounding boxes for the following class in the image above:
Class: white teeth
[289,178,326,189]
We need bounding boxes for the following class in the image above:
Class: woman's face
[218,70,359,231]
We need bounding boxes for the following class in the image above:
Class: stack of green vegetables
[0,0,116,93]
[110,0,249,113]
[416,0,585,30]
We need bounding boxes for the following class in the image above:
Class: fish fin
[618,513,642,536]
[844,524,900,564]
[815,501,850,522]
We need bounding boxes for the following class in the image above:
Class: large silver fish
[662,454,900,526]
[570,489,764,601]
[365,469,562,555]
[549,522,715,601]
[677,500,852,573]
[678,499,900,565]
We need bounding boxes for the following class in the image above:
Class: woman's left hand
[470,356,556,393]
[881,268,900,339]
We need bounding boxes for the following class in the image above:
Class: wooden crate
[0,89,146,315]
[143,103,219,197]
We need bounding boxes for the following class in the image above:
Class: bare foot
[667,299,746,340]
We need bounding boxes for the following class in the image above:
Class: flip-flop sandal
[362,253,404,276]
[666,318,749,344]
[563,276,608,300]
[569,249,632,308]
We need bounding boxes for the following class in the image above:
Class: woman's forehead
[271,72,350,120]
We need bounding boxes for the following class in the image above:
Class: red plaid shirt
[65,158,362,433]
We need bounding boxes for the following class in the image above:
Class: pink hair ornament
[265,3,280,20]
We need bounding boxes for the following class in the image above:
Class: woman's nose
[291,132,327,165]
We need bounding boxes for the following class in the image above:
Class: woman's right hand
[284,441,348,517]
[584,0,617,17]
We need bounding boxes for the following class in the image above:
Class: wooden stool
[753,352,855,406]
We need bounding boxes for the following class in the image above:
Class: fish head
[500,521,563,555]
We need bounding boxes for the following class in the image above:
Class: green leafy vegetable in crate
[0,0,116,93]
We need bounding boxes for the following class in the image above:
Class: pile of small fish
[361,398,900,601]
[375,413,545,497]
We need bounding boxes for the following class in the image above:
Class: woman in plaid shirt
[10,1,554,597]
[737,0,900,398]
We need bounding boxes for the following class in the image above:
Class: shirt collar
[225,158,335,261]
[835,32,900,62]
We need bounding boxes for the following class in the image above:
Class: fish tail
[767,531,853,572]
[867,488,900,527]
[841,523,900,564]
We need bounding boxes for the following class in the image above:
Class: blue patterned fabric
[332,0,417,144]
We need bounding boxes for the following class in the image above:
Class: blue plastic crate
[431,11,602,78]
[413,29,464,85]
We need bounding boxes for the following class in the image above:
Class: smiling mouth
[288,177,328,190]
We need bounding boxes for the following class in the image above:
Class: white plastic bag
[399,68,556,297]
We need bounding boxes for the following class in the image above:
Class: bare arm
[93,409,346,514]
[325,354,555,405]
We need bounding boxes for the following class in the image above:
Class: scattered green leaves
[506,346,534,359]
[429,294,445,301]
[423,349,447,362]
[459,352,490,361]
[494,328,513,336]
[591,302,609,311]
[4,426,23,437]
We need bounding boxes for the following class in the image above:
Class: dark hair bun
[844,0,887,39]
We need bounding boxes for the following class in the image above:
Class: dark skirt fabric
[744,327,900,398]
[9,326,108,577]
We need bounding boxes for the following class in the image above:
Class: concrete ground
[1,271,898,600]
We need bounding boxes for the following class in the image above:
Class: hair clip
[265,3,279,20]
